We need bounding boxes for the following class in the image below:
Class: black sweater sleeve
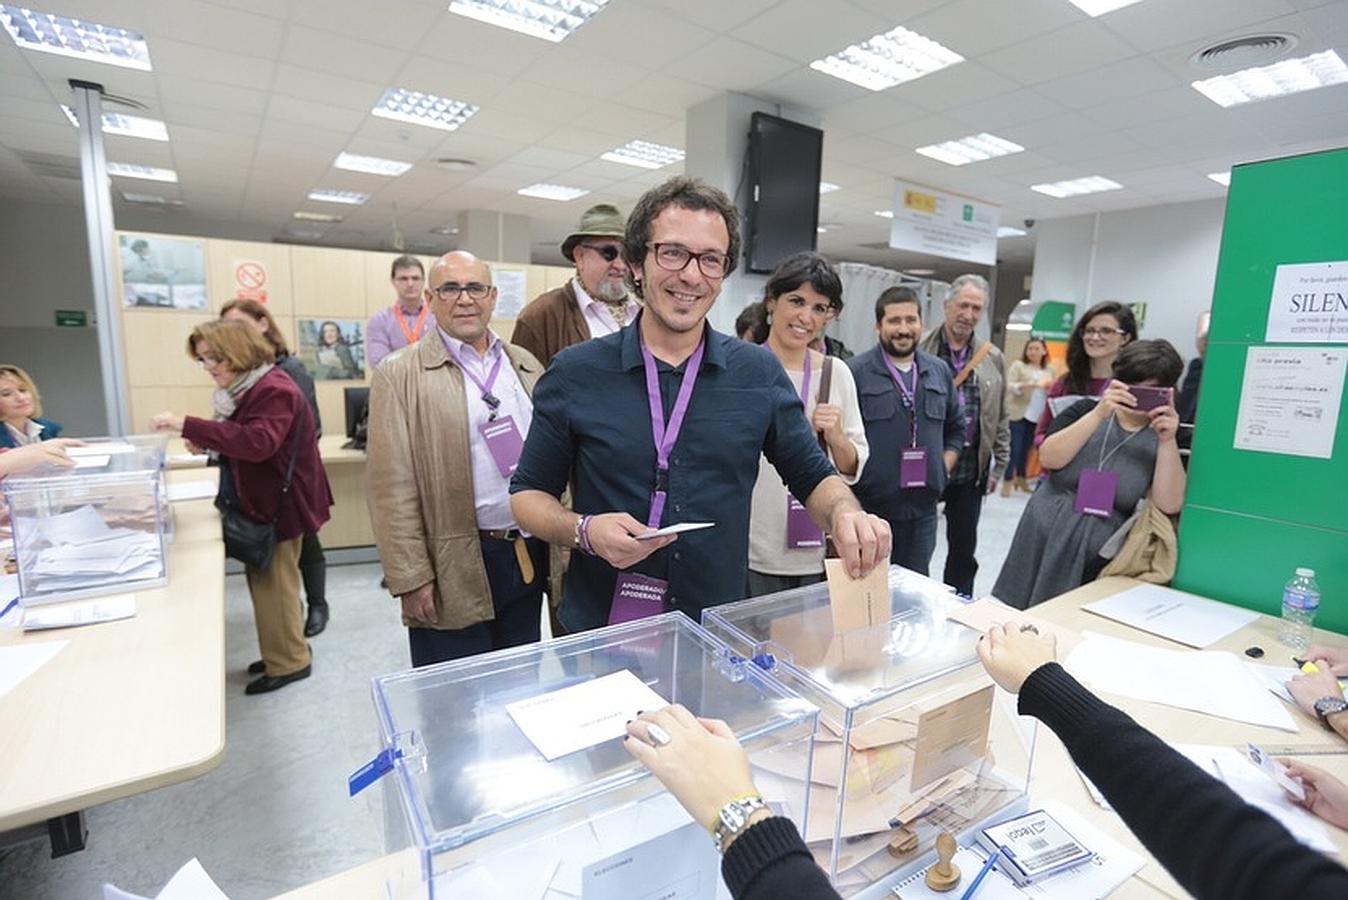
[721,816,840,900]
[1019,663,1348,900]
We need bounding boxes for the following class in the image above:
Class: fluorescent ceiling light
[1191,50,1348,107]
[293,210,343,222]
[997,226,1027,238]
[810,26,963,92]
[517,183,589,201]
[448,0,610,43]
[429,225,460,236]
[915,132,1024,166]
[334,152,412,176]
[1064,0,1144,15]
[1207,171,1231,187]
[0,6,151,70]
[107,162,177,183]
[874,210,895,218]
[308,189,369,205]
[600,139,684,170]
[1030,175,1122,198]
[61,106,168,141]
[372,87,478,132]
[819,182,840,193]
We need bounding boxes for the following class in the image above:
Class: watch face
[720,805,747,832]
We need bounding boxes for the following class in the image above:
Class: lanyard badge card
[443,336,524,478]
[1075,417,1137,518]
[883,355,928,489]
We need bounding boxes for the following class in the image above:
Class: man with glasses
[512,204,640,367]
[367,254,429,368]
[917,274,1010,595]
[366,251,548,667]
[511,176,891,633]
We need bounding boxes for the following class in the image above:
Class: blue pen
[0,596,18,621]
[958,848,1001,900]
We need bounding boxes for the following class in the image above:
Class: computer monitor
[343,387,370,440]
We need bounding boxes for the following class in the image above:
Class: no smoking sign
[234,260,268,302]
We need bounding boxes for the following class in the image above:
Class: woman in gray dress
[994,340,1186,609]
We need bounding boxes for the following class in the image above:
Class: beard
[593,278,629,303]
[882,335,916,358]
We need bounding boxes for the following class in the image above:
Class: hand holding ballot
[827,507,891,579]
[586,512,677,569]
[1281,760,1348,830]
[0,439,84,478]
[975,623,1058,693]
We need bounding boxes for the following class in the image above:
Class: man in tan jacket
[367,251,546,667]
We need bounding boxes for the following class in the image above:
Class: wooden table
[273,577,1348,898]
[0,467,226,856]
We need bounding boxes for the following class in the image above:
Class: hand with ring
[624,704,761,831]
[977,623,1058,694]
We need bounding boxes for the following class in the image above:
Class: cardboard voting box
[702,567,1034,898]
[4,435,170,605]
[368,613,818,900]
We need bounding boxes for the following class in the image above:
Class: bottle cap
[1296,567,1315,578]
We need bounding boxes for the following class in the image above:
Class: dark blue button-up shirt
[510,320,835,631]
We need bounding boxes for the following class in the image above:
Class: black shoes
[247,659,266,675]
[304,602,329,637]
[245,665,312,695]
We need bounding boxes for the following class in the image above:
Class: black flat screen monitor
[343,387,370,439]
[745,112,824,274]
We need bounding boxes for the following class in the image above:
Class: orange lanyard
[393,303,429,344]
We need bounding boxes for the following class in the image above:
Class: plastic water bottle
[1279,567,1321,652]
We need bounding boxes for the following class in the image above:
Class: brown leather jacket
[511,280,590,367]
[366,330,544,630]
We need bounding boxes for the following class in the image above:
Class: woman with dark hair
[746,252,868,597]
[1034,301,1138,446]
[994,339,1186,609]
[1002,337,1053,494]
[151,320,333,694]
[314,319,360,379]
[221,299,331,637]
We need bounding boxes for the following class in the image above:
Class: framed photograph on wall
[119,234,208,309]
[298,318,366,380]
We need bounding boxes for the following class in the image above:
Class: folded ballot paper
[15,505,163,596]
[103,858,230,900]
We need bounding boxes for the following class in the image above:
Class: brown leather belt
[479,529,534,584]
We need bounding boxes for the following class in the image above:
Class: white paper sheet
[1246,662,1299,704]
[23,594,137,631]
[581,820,720,900]
[68,442,136,457]
[1064,631,1297,731]
[169,453,209,465]
[635,522,715,540]
[71,454,111,469]
[1082,583,1260,648]
[0,640,67,699]
[1233,345,1346,459]
[103,858,231,900]
[505,670,669,761]
[166,480,216,502]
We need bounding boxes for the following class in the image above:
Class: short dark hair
[1065,301,1139,393]
[874,286,921,323]
[220,298,289,355]
[390,254,423,279]
[623,176,740,298]
[735,301,768,344]
[763,251,843,313]
[1112,339,1184,388]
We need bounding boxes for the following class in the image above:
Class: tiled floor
[0,487,1034,898]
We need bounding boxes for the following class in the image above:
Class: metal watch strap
[1315,696,1348,728]
[712,795,768,853]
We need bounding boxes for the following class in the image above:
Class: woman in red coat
[153,320,333,694]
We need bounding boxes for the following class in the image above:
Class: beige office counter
[272,577,1348,899]
[0,467,226,852]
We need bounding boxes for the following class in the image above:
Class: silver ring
[646,723,672,747]
[1020,624,1039,635]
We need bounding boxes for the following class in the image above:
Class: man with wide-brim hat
[512,203,639,367]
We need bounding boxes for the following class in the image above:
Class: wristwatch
[712,794,769,853]
[1313,696,1348,728]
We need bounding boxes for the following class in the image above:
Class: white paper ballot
[1246,662,1299,704]
[103,857,231,900]
[1065,632,1297,731]
[23,594,137,631]
[68,442,136,457]
[169,453,209,465]
[0,640,67,699]
[167,480,217,502]
[71,454,111,469]
[1082,584,1259,648]
[505,670,669,761]
[635,522,715,541]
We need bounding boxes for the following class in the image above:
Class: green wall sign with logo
[1030,301,1076,340]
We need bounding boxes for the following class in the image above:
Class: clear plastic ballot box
[4,435,170,604]
[702,567,1034,899]
[368,612,819,900]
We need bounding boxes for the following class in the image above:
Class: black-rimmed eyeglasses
[433,282,493,301]
[647,242,730,279]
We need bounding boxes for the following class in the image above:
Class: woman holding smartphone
[994,340,1186,609]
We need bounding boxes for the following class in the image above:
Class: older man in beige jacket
[366,251,547,667]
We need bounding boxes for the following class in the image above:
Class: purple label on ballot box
[1075,468,1118,518]
[609,572,668,625]
[900,448,928,488]
[785,494,824,549]
[478,415,524,478]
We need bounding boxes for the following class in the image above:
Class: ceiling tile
[905,0,1083,57]
[514,46,650,97]
[157,75,270,116]
[1034,56,1179,109]
[634,0,780,31]
[614,74,719,117]
[675,38,799,91]
[145,39,275,91]
[1099,0,1300,52]
[271,64,385,113]
[755,68,871,111]
[279,24,409,84]
[947,89,1068,133]
[555,4,717,68]
[134,0,287,57]
[288,0,444,50]
[731,0,889,65]
[980,20,1137,86]
[822,93,931,135]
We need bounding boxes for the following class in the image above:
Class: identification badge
[478,415,524,478]
[899,448,928,488]
[609,572,668,625]
[785,493,825,550]
[1075,468,1118,518]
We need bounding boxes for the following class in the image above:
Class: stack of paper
[16,505,162,594]
[23,594,137,630]
[1082,584,1260,648]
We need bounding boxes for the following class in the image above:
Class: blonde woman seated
[0,365,62,449]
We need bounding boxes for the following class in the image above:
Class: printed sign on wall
[888,181,1000,266]
[1265,261,1348,343]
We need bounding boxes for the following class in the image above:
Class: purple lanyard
[641,335,706,529]
[947,338,976,442]
[798,350,813,406]
[882,354,920,447]
[441,332,504,417]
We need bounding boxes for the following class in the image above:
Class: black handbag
[215,417,303,570]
